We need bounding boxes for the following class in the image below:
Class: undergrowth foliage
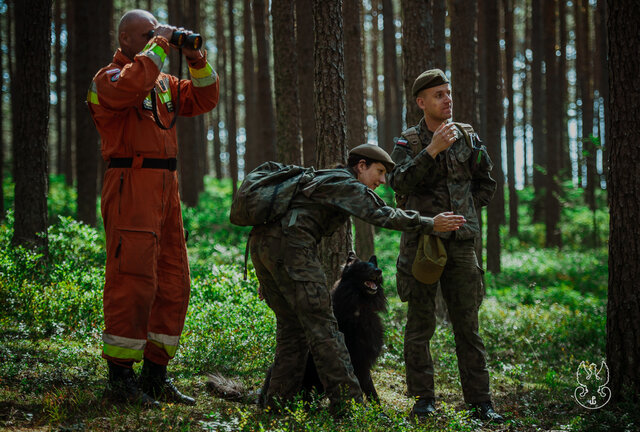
[0,176,634,431]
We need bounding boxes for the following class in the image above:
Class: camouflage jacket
[388,118,496,240]
[258,167,435,283]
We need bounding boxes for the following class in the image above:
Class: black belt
[108,157,177,171]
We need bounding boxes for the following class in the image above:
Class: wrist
[426,143,440,159]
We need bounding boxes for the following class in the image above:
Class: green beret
[349,144,396,172]
[412,69,449,96]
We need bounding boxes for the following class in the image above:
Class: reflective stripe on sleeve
[148,332,180,358]
[141,42,167,71]
[102,333,146,361]
[188,62,217,88]
[87,81,99,105]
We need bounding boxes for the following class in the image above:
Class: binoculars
[147,29,203,50]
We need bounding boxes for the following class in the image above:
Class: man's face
[356,161,387,190]
[417,83,453,124]
[120,14,158,59]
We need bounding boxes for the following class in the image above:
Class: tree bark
[0,7,5,220]
[12,0,51,251]
[606,0,640,403]
[557,0,570,179]
[483,0,503,273]
[344,0,374,259]
[254,0,276,163]
[296,0,317,167]
[543,0,561,248]
[243,0,258,172]
[401,0,432,128]
[522,0,530,188]
[504,0,518,237]
[531,0,545,223]
[54,0,63,176]
[74,0,112,226]
[371,2,383,149]
[228,0,239,195]
[214,0,225,180]
[273,0,302,165]
[381,0,402,152]
[595,0,608,180]
[432,0,446,69]
[314,0,351,285]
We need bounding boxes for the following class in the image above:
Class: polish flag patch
[396,138,408,147]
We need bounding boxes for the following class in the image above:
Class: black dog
[260,252,387,404]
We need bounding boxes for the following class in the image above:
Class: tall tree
[595,0,608,178]
[557,0,570,178]
[344,0,373,259]
[297,0,317,167]
[0,7,5,221]
[254,0,276,163]
[543,0,561,247]
[575,0,596,211]
[450,0,478,128]
[432,0,446,69]
[54,0,63,176]
[371,2,383,148]
[64,0,74,186]
[12,0,51,251]
[381,0,402,152]
[401,0,433,127]
[74,0,112,226]
[273,0,302,165]
[606,0,640,403]
[314,0,350,284]
[227,0,239,195]
[531,0,545,222]
[6,0,16,179]
[483,0,503,273]
[214,0,225,180]
[503,0,518,237]
[522,0,531,188]
[242,0,258,172]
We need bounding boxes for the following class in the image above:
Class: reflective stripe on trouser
[249,230,362,404]
[399,238,491,404]
[101,168,191,366]
[103,333,146,361]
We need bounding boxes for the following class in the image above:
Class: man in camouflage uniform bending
[250,144,466,416]
[388,69,503,422]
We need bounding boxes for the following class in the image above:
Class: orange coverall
[87,36,219,366]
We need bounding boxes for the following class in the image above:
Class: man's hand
[426,122,459,159]
[153,24,176,42]
[433,211,466,232]
[176,27,205,60]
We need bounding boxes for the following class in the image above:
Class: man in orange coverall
[87,9,219,406]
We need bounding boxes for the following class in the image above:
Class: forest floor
[1,178,636,432]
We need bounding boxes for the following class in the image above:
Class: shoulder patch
[396,138,408,147]
[110,72,121,82]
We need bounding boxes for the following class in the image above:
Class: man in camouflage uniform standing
[250,145,466,416]
[388,69,503,422]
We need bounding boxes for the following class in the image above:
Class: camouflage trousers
[397,237,491,404]
[249,227,362,406]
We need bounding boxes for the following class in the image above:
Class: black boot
[139,359,196,405]
[410,397,437,419]
[469,401,504,423]
[105,361,159,407]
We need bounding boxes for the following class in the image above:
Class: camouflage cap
[412,235,447,284]
[412,68,449,96]
[349,144,396,172]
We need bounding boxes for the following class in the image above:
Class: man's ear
[416,96,425,110]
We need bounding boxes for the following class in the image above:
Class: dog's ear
[368,255,378,267]
[346,251,357,265]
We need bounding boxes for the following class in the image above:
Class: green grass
[0,176,636,431]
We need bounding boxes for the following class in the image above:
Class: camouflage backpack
[395,122,480,209]
[230,161,315,227]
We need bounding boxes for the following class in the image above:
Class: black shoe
[410,397,436,419]
[470,401,504,423]
[140,359,196,405]
[105,361,159,408]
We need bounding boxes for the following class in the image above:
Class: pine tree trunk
[254,0,276,163]
[522,0,530,188]
[432,0,447,69]
[64,0,74,186]
[504,0,518,237]
[227,0,239,196]
[273,0,302,165]
[214,0,225,180]
[54,0,63,176]
[12,0,51,251]
[381,0,402,152]
[296,0,317,167]
[344,0,374,260]
[314,0,351,284]
[531,0,545,223]
[0,8,5,220]
[606,0,640,402]
[544,0,561,248]
[74,0,112,226]
[401,0,432,128]
[595,0,608,181]
[558,0,570,179]
[371,2,383,149]
[243,0,258,172]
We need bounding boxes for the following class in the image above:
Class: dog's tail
[206,373,259,404]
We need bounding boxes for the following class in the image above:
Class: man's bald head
[118,9,158,60]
